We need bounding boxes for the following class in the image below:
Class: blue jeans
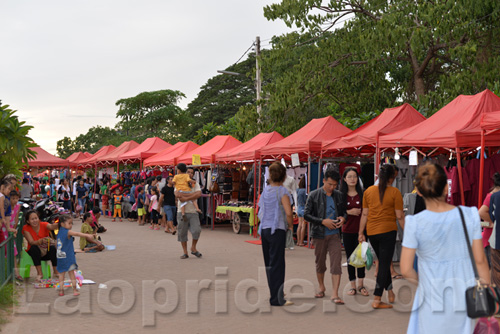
[78,198,86,215]
[163,205,176,221]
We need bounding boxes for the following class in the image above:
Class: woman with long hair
[296,176,307,246]
[340,167,368,296]
[359,164,404,309]
[401,163,489,333]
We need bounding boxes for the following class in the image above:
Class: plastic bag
[285,229,295,249]
[474,317,500,334]
[348,243,365,268]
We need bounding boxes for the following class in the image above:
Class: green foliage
[185,54,257,139]
[262,0,500,121]
[56,136,76,159]
[0,104,36,179]
[115,89,186,142]
[0,282,19,325]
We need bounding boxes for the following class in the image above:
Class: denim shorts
[297,206,305,218]
[163,205,176,221]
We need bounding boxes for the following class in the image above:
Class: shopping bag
[474,317,500,334]
[285,229,295,249]
[348,243,365,268]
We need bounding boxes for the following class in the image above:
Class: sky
[0,1,293,154]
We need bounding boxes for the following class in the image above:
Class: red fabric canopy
[481,111,500,131]
[143,141,200,167]
[78,145,116,166]
[119,137,172,162]
[323,103,425,155]
[379,90,500,150]
[176,136,242,165]
[67,152,92,167]
[216,132,284,163]
[97,140,140,164]
[259,116,352,158]
[28,147,69,168]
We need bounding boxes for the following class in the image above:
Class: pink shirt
[482,193,493,248]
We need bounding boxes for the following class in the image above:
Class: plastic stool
[19,250,52,279]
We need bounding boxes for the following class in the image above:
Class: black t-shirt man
[161,184,176,206]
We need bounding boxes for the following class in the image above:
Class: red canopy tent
[379,89,500,205]
[323,103,426,174]
[119,137,172,167]
[78,145,116,167]
[259,116,351,159]
[97,140,140,165]
[176,136,242,165]
[143,141,200,167]
[216,132,284,163]
[27,147,69,168]
[67,152,92,168]
[323,103,425,155]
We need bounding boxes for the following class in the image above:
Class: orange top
[22,221,50,251]
[363,185,403,236]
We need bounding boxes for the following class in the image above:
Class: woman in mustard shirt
[359,164,405,309]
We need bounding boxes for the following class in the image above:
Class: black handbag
[459,207,500,318]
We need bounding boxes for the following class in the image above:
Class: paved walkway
[3,216,412,333]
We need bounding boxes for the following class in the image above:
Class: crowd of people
[3,159,500,332]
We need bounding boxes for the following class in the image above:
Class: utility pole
[255,36,261,121]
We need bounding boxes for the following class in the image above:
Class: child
[172,163,201,222]
[112,188,123,222]
[80,213,104,252]
[90,207,106,233]
[100,181,110,216]
[149,186,160,230]
[56,214,102,296]
[137,187,145,226]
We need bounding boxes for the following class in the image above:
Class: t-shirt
[161,185,176,206]
[76,186,87,199]
[343,193,362,234]
[325,195,339,235]
[113,194,123,206]
[173,174,192,192]
[150,195,158,211]
[176,182,201,213]
[137,193,145,209]
[20,183,32,198]
[80,222,93,250]
[363,185,404,236]
[22,221,51,251]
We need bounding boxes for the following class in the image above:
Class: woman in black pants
[340,167,369,296]
[359,164,405,309]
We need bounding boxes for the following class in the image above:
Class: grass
[0,283,19,326]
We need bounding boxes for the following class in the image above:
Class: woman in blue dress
[57,214,103,296]
[401,163,490,334]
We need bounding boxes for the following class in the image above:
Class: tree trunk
[413,75,426,104]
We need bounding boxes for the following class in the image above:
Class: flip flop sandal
[392,274,403,280]
[347,288,357,296]
[331,298,345,305]
[73,291,80,296]
[59,290,64,296]
[314,291,325,298]
[180,254,189,259]
[191,251,202,258]
[358,286,369,296]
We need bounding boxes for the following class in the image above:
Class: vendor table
[215,205,256,235]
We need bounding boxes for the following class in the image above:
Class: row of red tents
[28,90,500,194]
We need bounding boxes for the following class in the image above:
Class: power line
[232,41,256,66]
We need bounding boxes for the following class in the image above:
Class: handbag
[459,207,500,318]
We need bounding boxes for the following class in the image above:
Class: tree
[56,136,76,159]
[0,103,36,179]
[263,0,500,121]
[184,54,257,139]
[115,89,186,142]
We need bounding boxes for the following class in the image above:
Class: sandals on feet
[180,254,189,259]
[358,286,370,296]
[314,291,325,298]
[331,297,345,305]
[347,288,357,296]
[191,251,202,258]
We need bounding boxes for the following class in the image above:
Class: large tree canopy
[115,89,186,142]
[184,54,257,140]
[262,0,500,128]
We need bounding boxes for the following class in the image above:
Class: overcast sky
[0,1,292,154]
